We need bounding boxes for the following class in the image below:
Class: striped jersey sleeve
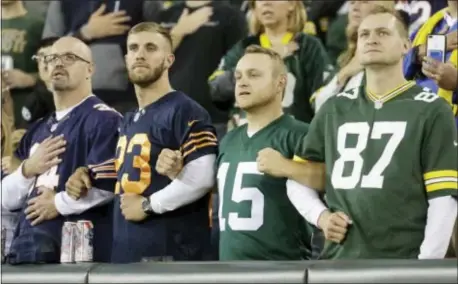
[421,102,458,199]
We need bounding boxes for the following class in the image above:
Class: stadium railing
[2,259,457,283]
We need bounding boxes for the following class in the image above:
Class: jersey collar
[366,81,415,104]
[259,32,294,48]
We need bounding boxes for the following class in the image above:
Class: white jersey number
[29,143,60,190]
[217,162,264,231]
[331,121,407,189]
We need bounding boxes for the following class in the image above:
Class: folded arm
[149,154,216,214]
[1,162,36,211]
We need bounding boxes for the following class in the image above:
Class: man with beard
[1,37,121,264]
[66,22,218,263]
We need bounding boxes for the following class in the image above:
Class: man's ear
[87,63,95,79]
[165,54,175,69]
[278,74,287,90]
[402,38,411,56]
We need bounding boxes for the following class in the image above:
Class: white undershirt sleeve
[419,196,457,259]
[149,154,216,214]
[54,188,114,216]
[1,162,36,211]
[286,179,328,227]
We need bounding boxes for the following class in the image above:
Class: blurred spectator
[403,0,457,124]
[1,80,23,176]
[210,0,333,127]
[159,0,247,139]
[324,2,411,67]
[395,0,448,35]
[23,0,49,20]
[1,0,44,128]
[324,2,350,66]
[20,37,58,125]
[306,0,346,45]
[1,87,14,163]
[311,1,396,112]
[1,80,22,257]
[231,0,318,36]
[42,0,162,114]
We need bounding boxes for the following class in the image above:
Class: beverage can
[75,220,94,262]
[1,56,14,70]
[60,222,76,263]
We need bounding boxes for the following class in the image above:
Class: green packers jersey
[1,15,43,72]
[2,14,44,127]
[297,81,458,259]
[217,115,312,260]
[215,33,333,125]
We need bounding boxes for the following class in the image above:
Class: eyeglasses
[43,53,90,66]
[31,53,46,64]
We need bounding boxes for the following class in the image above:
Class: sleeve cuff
[54,188,114,216]
[16,161,36,184]
[54,192,70,216]
[286,179,327,227]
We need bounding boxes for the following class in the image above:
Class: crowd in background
[1,0,457,260]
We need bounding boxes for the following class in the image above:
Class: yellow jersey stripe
[259,32,294,48]
[424,170,458,180]
[366,81,415,103]
[426,182,458,192]
[309,87,323,104]
[366,83,410,102]
[366,80,413,101]
[293,155,307,163]
[208,70,225,81]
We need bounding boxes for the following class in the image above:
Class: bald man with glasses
[1,37,122,264]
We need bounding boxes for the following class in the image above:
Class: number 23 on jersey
[115,134,152,195]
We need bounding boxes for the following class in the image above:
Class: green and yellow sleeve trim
[423,170,458,193]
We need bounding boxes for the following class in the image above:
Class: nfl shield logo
[374,100,383,109]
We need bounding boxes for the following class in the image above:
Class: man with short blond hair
[156,45,332,260]
[290,8,457,259]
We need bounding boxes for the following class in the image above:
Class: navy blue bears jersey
[9,96,121,264]
[112,91,218,263]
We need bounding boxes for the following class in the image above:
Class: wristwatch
[142,197,154,215]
